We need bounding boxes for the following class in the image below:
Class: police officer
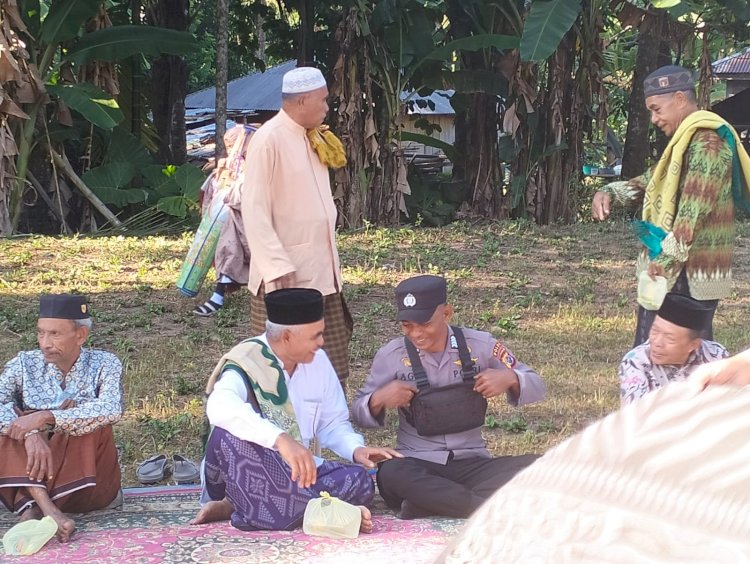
[353,275,546,519]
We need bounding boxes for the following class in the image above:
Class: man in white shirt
[191,288,401,532]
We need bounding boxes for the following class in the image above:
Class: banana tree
[1,0,198,234]
[330,0,520,227]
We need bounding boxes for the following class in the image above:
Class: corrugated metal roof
[186,61,455,115]
[185,60,296,111]
[402,90,455,115]
[713,48,750,76]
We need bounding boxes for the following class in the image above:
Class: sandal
[137,454,168,484]
[193,299,222,317]
[171,454,200,484]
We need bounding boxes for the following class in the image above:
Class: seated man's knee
[376,457,413,481]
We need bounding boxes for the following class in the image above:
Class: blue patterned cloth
[0,348,123,435]
[204,427,374,531]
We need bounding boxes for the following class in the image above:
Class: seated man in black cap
[352,275,546,519]
[0,294,123,542]
[592,64,750,348]
[619,292,728,405]
[192,288,401,532]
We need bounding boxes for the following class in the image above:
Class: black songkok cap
[395,275,447,323]
[265,288,324,325]
[39,294,90,320]
[643,65,695,98]
[656,293,712,332]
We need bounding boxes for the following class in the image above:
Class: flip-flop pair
[136,454,200,485]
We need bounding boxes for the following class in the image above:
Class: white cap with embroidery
[282,67,327,94]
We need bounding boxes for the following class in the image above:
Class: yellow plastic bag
[303,492,361,539]
[2,515,57,556]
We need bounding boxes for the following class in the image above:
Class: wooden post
[49,149,124,228]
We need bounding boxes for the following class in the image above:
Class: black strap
[404,337,430,391]
[451,326,477,382]
[403,326,477,391]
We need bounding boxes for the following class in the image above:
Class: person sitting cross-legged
[192,288,401,532]
[0,294,123,543]
[353,275,546,520]
[619,292,728,406]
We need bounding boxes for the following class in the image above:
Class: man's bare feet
[48,509,76,543]
[190,498,234,525]
[26,486,75,542]
[19,505,42,522]
[358,506,373,534]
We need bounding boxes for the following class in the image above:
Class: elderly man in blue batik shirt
[0,294,123,543]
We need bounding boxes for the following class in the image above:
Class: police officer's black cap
[39,294,90,320]
[265,288,324,325]
[643,65,695,98]
[656,292,712,332]
[395,275,447,323]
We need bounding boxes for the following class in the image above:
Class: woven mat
[0,486,462,563]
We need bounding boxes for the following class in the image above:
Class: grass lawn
[1,220,749,486]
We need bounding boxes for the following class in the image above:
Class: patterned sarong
[0,426,120,514]
[204,427,373,531]
[250,290,353,385]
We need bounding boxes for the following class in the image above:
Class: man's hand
[474,367,520,399]
[7,411,54,442]
[691,351,750,390]
[368,380,419,417]
[352,446,404,469]
[25,433,53,483]
[270,272,297,290]
[592,191,612,221]
[275,432,317,489]
[647,261,667,281]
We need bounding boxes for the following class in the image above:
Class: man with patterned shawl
[191,288,401,532]
[241,66,352,388]
[0,294,123,542]
[592,65,750,347]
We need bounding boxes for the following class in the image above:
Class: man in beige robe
[241,67,352,386]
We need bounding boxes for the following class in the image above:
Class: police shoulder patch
[492,341,517,368]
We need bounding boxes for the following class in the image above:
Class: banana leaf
[47,83,124,130]
[40,0,100,44]
[67,26,198,65]
[520,0,582,62]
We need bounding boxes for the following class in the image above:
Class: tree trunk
[130,0,142,137]
[298,0,315,66]
[446,0,506,219]
[329,6,405,227]
[215,0,229,162]
[621,11,669,179]
[146,0,189,165]
[255,0,267,63]
[529,30,578,224]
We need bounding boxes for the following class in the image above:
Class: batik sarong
[204,427,373,531]
[0,425,121,514]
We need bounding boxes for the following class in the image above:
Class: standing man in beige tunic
[241,67,352,387]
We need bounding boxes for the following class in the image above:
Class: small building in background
[184,60,455,173]
[713,47,750,98]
